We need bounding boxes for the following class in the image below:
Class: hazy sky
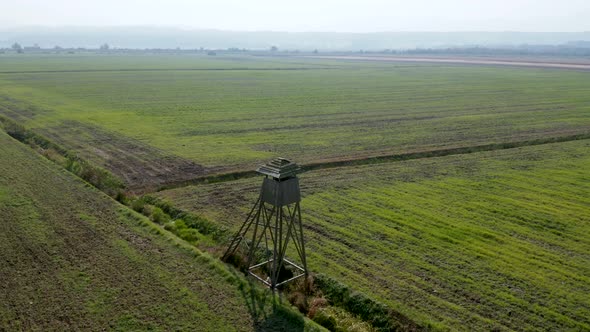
[2,0,589,32]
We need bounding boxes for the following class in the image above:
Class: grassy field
[1,54,589,190]
[0,53,337,72]
[156,140,590,331]
[2,53,589,330]
[0,128,321,331]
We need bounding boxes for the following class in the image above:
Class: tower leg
[222,196,261,262]
[296,202,308,278]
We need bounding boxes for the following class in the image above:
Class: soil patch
[42,121,217,193]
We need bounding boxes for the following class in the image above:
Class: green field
[2,53,589,330]
[1,54,589,190]
[0,53,337,72]
[157,140,590,331]
[0,128,320,331]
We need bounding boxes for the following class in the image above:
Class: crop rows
[1,54,589,330]
[0,55,589,188]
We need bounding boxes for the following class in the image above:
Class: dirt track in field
[306,55,590,70]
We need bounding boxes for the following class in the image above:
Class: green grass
[0,129,322,331]
[1,54,589,189]
[0,53,336,72]
[157,140,590,331]
[2,53,589,330]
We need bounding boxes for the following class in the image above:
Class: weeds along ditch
[0,116,124,196]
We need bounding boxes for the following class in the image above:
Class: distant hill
[1,26,590,50]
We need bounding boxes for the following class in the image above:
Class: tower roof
[256,157,301,179]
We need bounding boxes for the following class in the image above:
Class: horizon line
[1,25,589,34]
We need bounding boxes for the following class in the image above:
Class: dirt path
[306,55,590,70]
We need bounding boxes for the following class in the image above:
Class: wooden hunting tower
[223,158,308,289]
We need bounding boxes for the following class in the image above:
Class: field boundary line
[304,55,590,70]
[0,67,338,75]
[155,132,590,192]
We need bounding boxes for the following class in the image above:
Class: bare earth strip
[306,56,590,70]
[41,120,217,193]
